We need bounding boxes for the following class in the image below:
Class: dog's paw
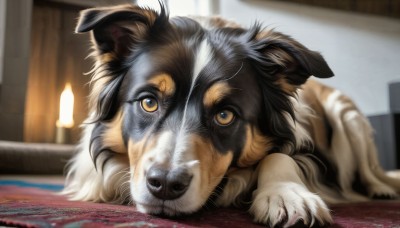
[368,183,398,200]
[249,182,332,227]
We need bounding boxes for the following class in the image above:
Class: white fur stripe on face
[183,39,212,117]
[148,40,212,168]
[172,39,212,164]
[192,39,213,84]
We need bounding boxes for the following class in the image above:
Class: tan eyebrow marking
[148,73,176,96]
[203,82,231,107]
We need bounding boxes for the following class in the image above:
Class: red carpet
[1,180,400,228]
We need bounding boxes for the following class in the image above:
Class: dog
[63,3,400,227]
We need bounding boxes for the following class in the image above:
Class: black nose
[146,165,193,200]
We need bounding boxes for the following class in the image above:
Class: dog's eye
[140,97,158,113]
[214,110,235,126]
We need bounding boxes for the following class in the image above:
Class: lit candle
[57,83,74,128]
[56,83,74,144]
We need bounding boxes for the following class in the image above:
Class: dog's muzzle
[146,165,193,200]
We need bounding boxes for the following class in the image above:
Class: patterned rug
[1,179,400,228]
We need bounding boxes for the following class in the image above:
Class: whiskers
[112,167,132,204]
[201,175,229,210]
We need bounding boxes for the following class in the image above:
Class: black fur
[78,3,334,171]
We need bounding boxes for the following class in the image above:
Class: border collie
[63,4,400,227]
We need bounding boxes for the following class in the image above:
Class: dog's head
[76,4,333,215]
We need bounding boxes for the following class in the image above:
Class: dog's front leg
[249,153,332,227]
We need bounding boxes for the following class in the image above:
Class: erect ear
[76,4,167,60]
[250,28,334,93]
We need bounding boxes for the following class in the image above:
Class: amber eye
[140,97,158,112]
[214,110,235,126]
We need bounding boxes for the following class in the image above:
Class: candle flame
[58,83,74,128]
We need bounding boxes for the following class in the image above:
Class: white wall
[219,0,400,116]
[0,0,6,84]
[137,0,216,17]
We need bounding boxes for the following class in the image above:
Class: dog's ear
[76,4,168,122]
[245,27,333,150]
[76,4,166,60]
[249,28,334,93]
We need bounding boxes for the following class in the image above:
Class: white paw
[249,182,332,227]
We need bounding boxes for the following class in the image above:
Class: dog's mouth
[128,131,234,216]
[135,199,197,217]
[133,174,229,217]
[131,162,207,217]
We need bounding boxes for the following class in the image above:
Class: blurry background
[0,0,399,169]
